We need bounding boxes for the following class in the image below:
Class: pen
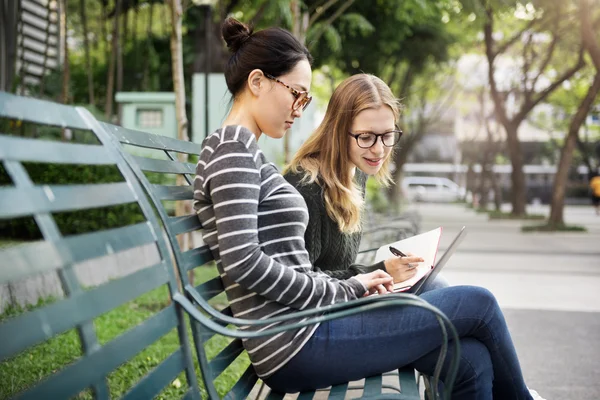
[389,246,417,269]
[389,246,407,257]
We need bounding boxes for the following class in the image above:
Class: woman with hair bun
[192,17,545,400]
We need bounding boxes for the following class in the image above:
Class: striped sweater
[193,125,366,378]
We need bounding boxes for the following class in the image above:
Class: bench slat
[151,184,193,201]
[0,135,116,164]
[0,182,137,218]
[297,392,315,399]
[223,366,259,400]
[64,221,156,264]
[208,339,245,380]
[16,304,179,400]
[0,261,170,361]
[182,246,214,271]
[328,382,348,398]
[106,122,201,154]
[122,348,186,400]
[131,155,196,174]
[195,276,225,300]
[0,91,90,130]
[167,214,202,236]
[398,368,419,397]
[363,375,383,396]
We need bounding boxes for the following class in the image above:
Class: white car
[402,177,466,203]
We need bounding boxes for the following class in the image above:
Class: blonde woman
[285,74,447,293]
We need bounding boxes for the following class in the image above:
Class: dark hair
[221,17,313,97]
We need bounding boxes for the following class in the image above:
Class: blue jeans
[264,286,532,400]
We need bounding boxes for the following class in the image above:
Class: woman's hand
[384,253,423,283]
[355,270,394,296]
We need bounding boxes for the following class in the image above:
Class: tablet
[410,226,467,295]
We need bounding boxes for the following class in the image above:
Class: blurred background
[2,0,600,224]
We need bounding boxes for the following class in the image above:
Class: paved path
[414,203,600,400]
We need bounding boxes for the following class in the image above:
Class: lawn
[0,265,251,399]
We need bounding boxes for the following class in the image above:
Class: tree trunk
[504,123,527,215]
[549,73,600,225]
[38,0,54,96]
[59,0,69,104]
[116,4,124,123]
[105,0,121,121]
[101,0,108,56]
[166,0,194,284]
[79,0,95,105]
[142,1,154,91]
[549,0,600,226]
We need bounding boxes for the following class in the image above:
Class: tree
[482,0,584,215]
[548,0,600,227]
[79,0,95,105]
[105,0,122,120]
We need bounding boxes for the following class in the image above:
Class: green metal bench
[0,92,460,399]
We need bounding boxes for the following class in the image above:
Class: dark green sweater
[284,170,386,279]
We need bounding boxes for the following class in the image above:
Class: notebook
[374,226,467,293]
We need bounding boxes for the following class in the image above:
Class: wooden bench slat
[122,348,186,400]
[0,183,137,218]
[223,365,259,400]
[0,261,170,361]
[398,368,419,397]
[106,122,201,154]
[0,91,90,130]
[17,305,179,399]
[363,375,383,396]
[131,154,196,174]
[151,184,193,201]
[208,339,245,380]
[167,214,202,236]
[0,135,116,164]
[0,240,63,284]
[297,391,316,399]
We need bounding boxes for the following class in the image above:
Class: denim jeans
[264,286,533,400]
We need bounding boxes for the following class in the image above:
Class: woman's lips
[364,157,382,167]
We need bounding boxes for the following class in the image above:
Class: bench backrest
[108,124,258,399]
[0,92,201,399]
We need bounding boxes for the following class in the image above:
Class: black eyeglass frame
[347,129,403,149]
[264,73,313,111]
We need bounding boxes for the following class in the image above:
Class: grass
[521,223,587,233]
[0,265,250,399]
[484,209,546,220]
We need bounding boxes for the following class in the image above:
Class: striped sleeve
[203,141,366,309]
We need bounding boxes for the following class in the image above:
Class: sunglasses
[264,73,313,111]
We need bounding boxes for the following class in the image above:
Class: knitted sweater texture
[284,170,386,280]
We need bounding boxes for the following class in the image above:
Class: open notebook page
[374,227,442,291]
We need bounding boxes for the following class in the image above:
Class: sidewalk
[415,203,600,400]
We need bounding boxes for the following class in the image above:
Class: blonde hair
[285,74,400,234]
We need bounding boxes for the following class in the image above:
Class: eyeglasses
[348,129,403,149]
[264,73,313,111]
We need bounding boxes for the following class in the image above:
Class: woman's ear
[247,69,265,97]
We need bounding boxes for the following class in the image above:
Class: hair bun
[222,17,254,53]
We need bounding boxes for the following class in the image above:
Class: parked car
[402,176,466,203]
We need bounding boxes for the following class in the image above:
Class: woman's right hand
[354,270,394,296]
[383,253,423,283]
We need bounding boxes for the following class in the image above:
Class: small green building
[116,92,177,138]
